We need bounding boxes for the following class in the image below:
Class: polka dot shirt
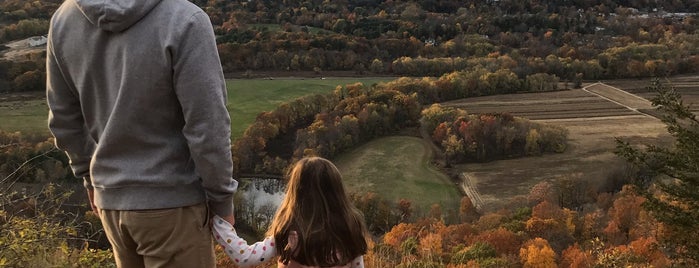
[213,215,364,268]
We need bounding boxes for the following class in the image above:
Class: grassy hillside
[333,136,461,212]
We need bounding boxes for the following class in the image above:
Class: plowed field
[442,82,676,211]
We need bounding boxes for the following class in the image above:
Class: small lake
[235,178,285,234]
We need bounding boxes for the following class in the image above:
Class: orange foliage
[581,210,603,241]
[473,227,521,255]
[608,187,645,232]
[531,200,564,220]
[602,219,625,245]
[629,237,671,267]
[525,217,560,237]
[438,223,475,251]
[419,233,444,256]
[560,244,593,268]
[519,238,557,268]
[433,122,448,143]
[383,223,419,249]
[474,212,505,231]
[459,196,478,222]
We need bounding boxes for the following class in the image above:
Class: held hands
[86,188,98,215]
[220,213,235,226]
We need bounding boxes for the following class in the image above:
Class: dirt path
[460,173,484,210]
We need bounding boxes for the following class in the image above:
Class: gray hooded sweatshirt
[46,0,237,216]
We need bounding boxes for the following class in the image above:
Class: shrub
[0,184,114,267]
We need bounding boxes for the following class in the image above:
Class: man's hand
[86,188,98,215]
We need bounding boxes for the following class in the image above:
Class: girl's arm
[212,215,277,268]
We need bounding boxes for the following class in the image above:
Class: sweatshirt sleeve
[212,215,277,267]
[46,28,95,189]
[172,11,237,216]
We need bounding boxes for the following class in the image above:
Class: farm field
[442,83,673,211]
[333,136,461,214]
[604,75,699,113]
[441,88,639,120]
[0,77,395,139]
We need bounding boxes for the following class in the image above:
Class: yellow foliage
[419,233,443,256]
[519,238,556,268]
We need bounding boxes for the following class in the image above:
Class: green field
[333,136,462,213]
[0,77,394,139]
[0,97,50,136]
[227,77,392,139]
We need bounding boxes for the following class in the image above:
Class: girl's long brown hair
[267,157,369,266]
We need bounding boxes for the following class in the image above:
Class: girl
[214,156,369,268]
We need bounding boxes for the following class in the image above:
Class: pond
[234,178,285,235]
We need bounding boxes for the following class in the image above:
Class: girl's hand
[220,214,235,226]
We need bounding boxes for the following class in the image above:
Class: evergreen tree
[615,79,699,266]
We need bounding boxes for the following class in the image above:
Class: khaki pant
[99,203,215,268]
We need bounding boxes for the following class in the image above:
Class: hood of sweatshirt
[74,0,163,32]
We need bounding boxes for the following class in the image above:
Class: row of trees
[233,82,421,175]
[232,69,562,175]
[421,105,568,164]
[0,19,48,43]
[208,0,698,81]
[215,27,698,80]
[2,1,697,92]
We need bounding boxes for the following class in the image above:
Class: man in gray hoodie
[46,0,237,267]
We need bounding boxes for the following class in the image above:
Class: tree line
[232,69,565,176]
[2,0,698,92]
[210,0,697,81]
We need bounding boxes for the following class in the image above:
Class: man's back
[47,0,236,213]
[47,1,237,266]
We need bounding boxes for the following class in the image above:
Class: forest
[1,0,698,267]
[1,0,698,91]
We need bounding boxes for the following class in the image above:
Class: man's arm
[173,11,237,217]
[46,28,95,190]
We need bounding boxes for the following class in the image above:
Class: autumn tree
[560,244,593,268]
[458,196,479,223]
[616,79,699,266]
[472,228,521,256]
[519,238,557,268]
